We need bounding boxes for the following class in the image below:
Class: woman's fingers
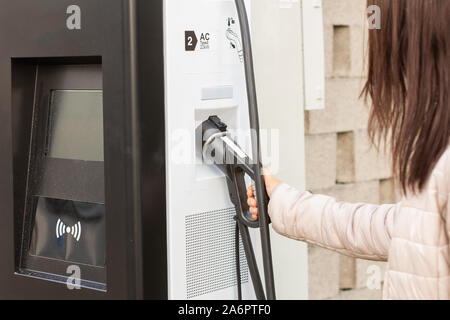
[247,197,257,207]
[247,184,260,220]
[262,166,282,198]
[249,207,258,216]
[247,185,253,198]
[246,166,282,220]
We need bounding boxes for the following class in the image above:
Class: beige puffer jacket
[268,145,450,300]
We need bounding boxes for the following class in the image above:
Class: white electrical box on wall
[301,0,325,110]
[251,0,309,300]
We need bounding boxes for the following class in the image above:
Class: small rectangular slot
[201,85,234,101]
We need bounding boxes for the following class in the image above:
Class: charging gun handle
[226,168,266,300]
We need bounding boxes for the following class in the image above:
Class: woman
[248,0,449,300]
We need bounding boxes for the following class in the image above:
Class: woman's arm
[267,183,396,261]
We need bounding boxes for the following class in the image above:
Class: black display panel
[47,90,104,161]
[17,64,106,289]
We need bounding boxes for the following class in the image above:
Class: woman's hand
[247,167,282,220]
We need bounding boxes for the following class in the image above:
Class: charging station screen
[47,90,104,161]
[28,88,106,267]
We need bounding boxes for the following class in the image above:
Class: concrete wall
[305,0,400,300]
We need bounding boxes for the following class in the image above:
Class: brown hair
[363,0,450,194]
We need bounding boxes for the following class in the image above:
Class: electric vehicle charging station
[0,0,323,300]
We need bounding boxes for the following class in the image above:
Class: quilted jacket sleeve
[268,184,396,261]
[436,149,450,248]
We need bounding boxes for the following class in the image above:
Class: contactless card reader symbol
[56,219,82,242]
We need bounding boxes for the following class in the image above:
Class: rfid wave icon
[56,219,82,242]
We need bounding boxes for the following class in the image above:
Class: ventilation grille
[185,207,248,299]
